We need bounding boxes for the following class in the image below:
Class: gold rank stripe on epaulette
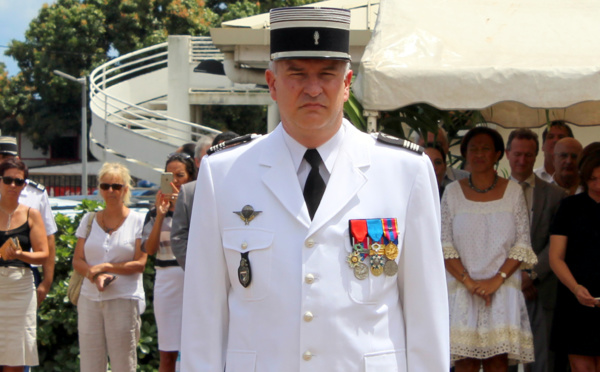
[376,133,424,155]
[26,179,46,191]
[207,134,261,155]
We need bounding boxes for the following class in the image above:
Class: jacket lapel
[260,126,311,229]
[308,123,370,236]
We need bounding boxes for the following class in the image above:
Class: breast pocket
[222,228,274,301]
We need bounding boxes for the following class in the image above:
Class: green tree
[2,0,218,151]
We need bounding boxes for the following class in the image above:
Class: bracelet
[460,269,468,282]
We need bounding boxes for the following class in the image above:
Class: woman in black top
[0,159,49,371]
[549,147,600,372]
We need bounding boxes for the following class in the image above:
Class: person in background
[170,131,238,269]
[424,142,450,198]
[0,159,49,372]
[551,138,583,195]
[549,146,600,372]
[442,127,536,371]
[142,153,196,372]
[505,129,566,372]
[417,127,469,181]
[180,6,448,371]
[175,143,197,159]
[0,136,57,306]
[534,121,574,183]
[73,162,146,372]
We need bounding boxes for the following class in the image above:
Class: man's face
[553,139,582,179]
[542,126,570,158]
[265,59,352,146]
[506,138,537,180]
[424,147,446,184]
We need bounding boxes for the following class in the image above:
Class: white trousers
[77,296,141,372]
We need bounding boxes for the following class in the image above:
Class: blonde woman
[0,159,48,372]
[73,162,147,372]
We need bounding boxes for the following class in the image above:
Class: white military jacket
[181,121,449,371]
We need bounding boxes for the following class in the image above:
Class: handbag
[67,212,96,306]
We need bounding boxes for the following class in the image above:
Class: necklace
[101,211,127,234]
[468,173,499,193]
[0,205,18,230]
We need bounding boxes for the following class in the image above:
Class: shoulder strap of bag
[85,212,96,239]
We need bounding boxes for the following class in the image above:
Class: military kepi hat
[0,136,18,156]
[270,7,351,61]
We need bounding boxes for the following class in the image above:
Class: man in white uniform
[180,7,449,372]
[0,136,58,304]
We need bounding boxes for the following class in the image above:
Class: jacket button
[241,242,248,250]
[305,239,315,248]
[305,274,315,284]
[303,311,314,322]
[302,351,312,361]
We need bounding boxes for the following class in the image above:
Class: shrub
[37,199,159,371]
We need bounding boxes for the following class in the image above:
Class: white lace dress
[441,180,537,365]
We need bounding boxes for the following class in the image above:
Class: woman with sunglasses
[0,159,49,372]
[73,162,147,372]
[142,152,196,372]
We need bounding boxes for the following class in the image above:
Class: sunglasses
[1,176,26,187]
[99,183,124,191]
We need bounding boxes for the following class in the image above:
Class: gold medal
[370,254,384,276]
[371,265,383,276]
[346,252,361,268]
[384,242,398,260]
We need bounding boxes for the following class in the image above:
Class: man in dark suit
[506,129,567,372]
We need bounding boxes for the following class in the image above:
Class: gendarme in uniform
[180,7,449,372]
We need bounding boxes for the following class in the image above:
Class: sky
[0,0,54,76]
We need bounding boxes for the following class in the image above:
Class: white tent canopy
[353,0,600,127]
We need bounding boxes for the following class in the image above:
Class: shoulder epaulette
[26,179,46,191]
[376,132,424,154]
[207,134,261,155]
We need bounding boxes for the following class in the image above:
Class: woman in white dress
[142,152,196,372]
[441,127,537,371]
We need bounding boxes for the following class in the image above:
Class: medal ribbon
[383,218,398,244]
[349,219,368,244]
[366,218,384,243]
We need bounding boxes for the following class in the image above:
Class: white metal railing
[89,37,222,148]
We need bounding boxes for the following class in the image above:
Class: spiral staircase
[88,36,274,182]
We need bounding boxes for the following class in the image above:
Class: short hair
[166,153,197,181]
[179,143,196,159]
[541,120,574,144]
[579,145,600,193]
[97,162,133,205]
[506,128,540,154]
[460,126,505,161]
[424,142,446,164]
[0,158,28,179]
[212,131,240,146]
[195,136,214,159]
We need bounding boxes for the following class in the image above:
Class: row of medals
[346,241,399,280]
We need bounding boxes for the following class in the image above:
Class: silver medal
[383,260,398,276]
[354,262,369,280]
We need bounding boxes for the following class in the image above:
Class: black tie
[303,149,326,220]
